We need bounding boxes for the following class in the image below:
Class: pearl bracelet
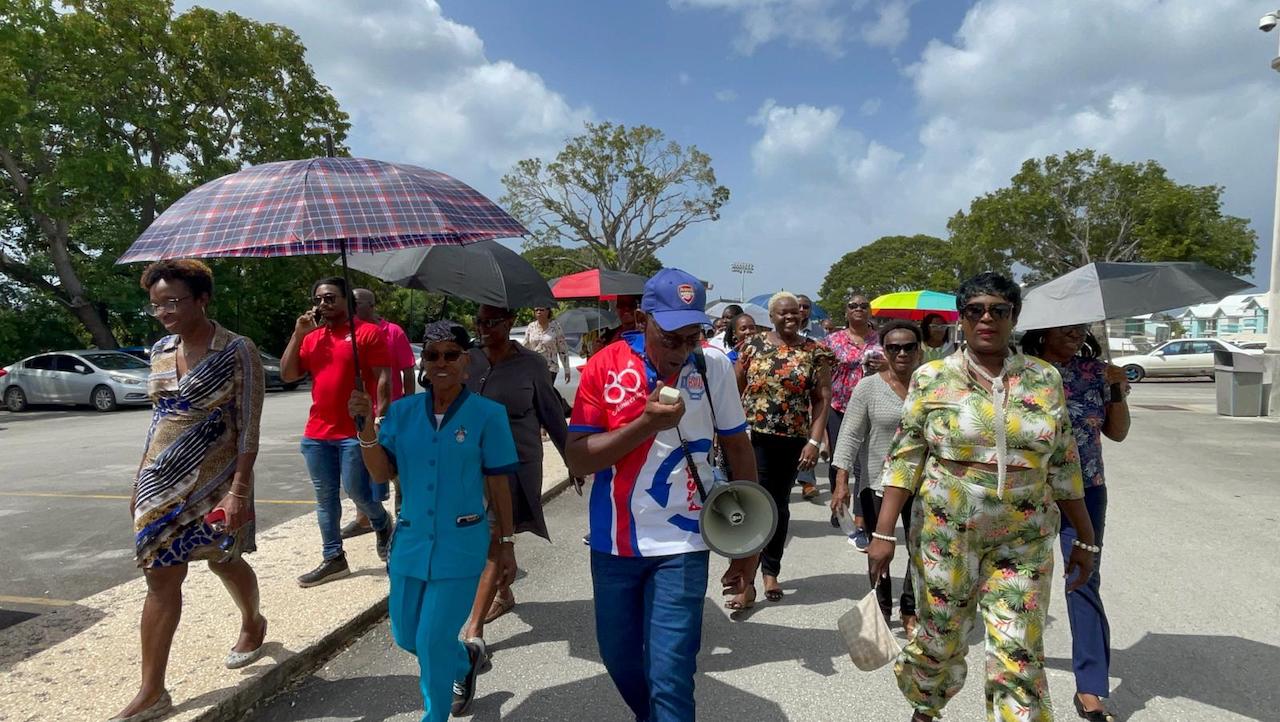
[1071,538,1101,553]
[870,532,897,543]
[357,437,379,449]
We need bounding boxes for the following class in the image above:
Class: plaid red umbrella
[117,156,527,427]
[550,268,647,300]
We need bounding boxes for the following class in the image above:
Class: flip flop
[484,592,515,624]
[724,585,756,611]
[226,617,268,669]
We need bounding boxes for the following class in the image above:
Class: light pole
[1259,11,1280,413]
[730,261,754,303]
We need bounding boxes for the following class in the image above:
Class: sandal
[724,585,756,611]
[762,575,784,601]
[901,614,918,639]
[1074,694,1116,722]
[484,590,515,623]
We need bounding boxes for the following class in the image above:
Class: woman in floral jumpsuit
[868,272,1099,722]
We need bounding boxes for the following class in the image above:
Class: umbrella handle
[341,242,366,432]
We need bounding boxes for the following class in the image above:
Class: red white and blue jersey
[570,332,748,557]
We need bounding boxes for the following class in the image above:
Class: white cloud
[178,0,591,196]
[672,0,883,57]
[678,71,694,86]
[715,88,739,102]
[671,0,1278,296]
[858,97,882,116]
[860,0,915,49]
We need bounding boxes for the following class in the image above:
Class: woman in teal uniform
[350,321,518,720]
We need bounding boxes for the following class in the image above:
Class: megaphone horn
[699,480,778,559]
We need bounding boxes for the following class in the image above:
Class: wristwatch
[499,535,516,545]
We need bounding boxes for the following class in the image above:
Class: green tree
[817,234,968,315]
[947,149,1256,283]
[501,122,729,273]
[0,0,349,348]
[521,244,661,281]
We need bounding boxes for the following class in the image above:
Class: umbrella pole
[340,240,367,432]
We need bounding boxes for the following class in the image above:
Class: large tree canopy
[817,234,970,315]
[501,122,729,273]
[0,0,349,351]
[947,149,1256,283]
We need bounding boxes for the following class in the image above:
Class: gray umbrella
[342,240,553,308]
[556,307,620,334]
[1018,261,1253,331]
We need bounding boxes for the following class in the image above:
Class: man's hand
[348,390,374,419]
[570,475,587,496]
[491,541,517,586]
[295,309,320,336]
[640,382,685,432]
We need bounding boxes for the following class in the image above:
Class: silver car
[2,350,151,412]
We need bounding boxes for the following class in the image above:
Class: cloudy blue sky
[185,0,1278,300]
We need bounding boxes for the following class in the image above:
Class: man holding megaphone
[566,268,761,722]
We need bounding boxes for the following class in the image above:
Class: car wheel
[92,385,118,412]
[1123,365,1145,383]
[283,382,300,391]
[4,386,28,412]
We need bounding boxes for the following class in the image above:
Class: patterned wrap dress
[880,352,1083,721]
[132,323,265,568]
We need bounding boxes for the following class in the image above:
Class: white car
[2,350,151,412]
[1113,338,1258,382]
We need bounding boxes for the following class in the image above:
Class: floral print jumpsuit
[881,353,1084,721]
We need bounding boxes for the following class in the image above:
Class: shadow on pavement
[491,672,788,721]
[0,604,107,671]
[244,674,422,721]
[1046,632,1280,721]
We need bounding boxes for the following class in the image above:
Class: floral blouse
[1055,356,1111,488]
[824,328,882,412]
[523,320,570,374]
[739,333,835,438]
[881,353,1084,500]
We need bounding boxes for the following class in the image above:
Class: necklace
[180,321,215,373]
[964,348,1011,497]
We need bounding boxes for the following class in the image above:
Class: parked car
[1236,341,1267,351]
[259,351,303,391]
[1113,338,1259,382]
[2,350,151,412]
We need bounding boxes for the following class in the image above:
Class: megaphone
[700,480,778,559]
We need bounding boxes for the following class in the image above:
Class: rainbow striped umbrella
[870,290,958,322]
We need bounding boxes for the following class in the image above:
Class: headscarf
[421,320,471,348]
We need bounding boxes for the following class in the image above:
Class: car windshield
[82,352,150,370]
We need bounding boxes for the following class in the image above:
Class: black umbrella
[556,307,620,334]
[342,240,553,308]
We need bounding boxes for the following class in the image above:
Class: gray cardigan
[831,373,907,495]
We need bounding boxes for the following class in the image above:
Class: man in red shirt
[281,277,392,587]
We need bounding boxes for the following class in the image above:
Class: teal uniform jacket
[378,387,519,581]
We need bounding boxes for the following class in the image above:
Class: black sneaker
[340,519,374,539]
[297,554,350,588]
[375,522,393,562]
[451,639,482,717]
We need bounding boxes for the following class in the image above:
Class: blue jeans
[1060,484,1110,696]
[590,550,709,722]
[300,437,389,560]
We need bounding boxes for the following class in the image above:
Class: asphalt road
[241,381,1280,722]
[0,388,321,628]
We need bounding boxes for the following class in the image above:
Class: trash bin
[1214,350,1265,417]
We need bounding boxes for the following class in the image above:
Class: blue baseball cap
[641,268,710,331]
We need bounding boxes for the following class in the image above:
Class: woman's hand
[797,442,819,471]
[215,491,252,530]
[830,478,852,516]
[1104,364,1129,395]
[867,537,895,583]
[348,390,374,419]
[1064,546,1096,593]
[491,541,517,587]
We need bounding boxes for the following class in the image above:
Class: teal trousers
[389,573,482,722]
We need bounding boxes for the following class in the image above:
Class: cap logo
[677,284,695,305]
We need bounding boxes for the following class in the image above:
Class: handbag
[837,590,901,671]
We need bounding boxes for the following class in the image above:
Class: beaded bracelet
[1071,538,1101,553]
[357,437,379,449]
[870,532,897,543]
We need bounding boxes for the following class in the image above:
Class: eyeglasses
[655,330,703,350]
[884,342,920,356]
[847,302,870,310]
[798,303,811,310]
[143,296,191,316]
[424,350,464,363]
[1061,324,1090,336]
[476,317,509,329]
[312,293,341,305]
[959,303,1014,322]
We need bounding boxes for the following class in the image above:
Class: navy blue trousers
[1059,485,1111,696]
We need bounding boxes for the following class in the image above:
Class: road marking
[0,492,314,505]
[0,594,76,607]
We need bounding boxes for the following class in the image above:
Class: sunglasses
[959,303,1014,322]
[656,330,703,350]
[847,302,870,310]
[798,303,812,310]
[884,342,920,356]
[312,293,340,305]
[423,350,464,363]
[476,317,509,329]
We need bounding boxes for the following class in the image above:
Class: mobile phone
[311,306,323,324]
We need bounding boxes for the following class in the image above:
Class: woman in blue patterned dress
[113,260,267,722]
[1022,325,1130,722]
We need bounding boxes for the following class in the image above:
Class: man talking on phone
[566,268,758,721]
[281,277,392,587]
